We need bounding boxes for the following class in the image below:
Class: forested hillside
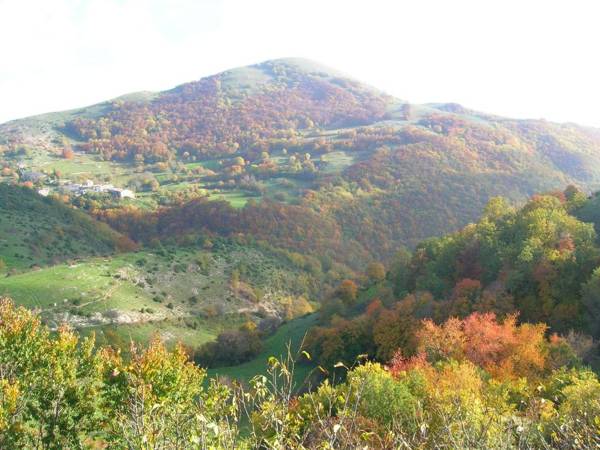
[306,187,600,370]
[65,59,392,162]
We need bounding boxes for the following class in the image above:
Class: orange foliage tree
[413,312,548,379]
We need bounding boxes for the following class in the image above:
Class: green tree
[366,262,385,283]
[0,298,104,448]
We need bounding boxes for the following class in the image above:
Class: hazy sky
[1,0,599,126]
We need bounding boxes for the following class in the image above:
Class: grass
[320,151,356,173]
[12,148,129,181]
[218,65,274,99]
[195,159,222,171]
[0,240,319,352]
[80,316,238,352]
[208,314,317,386]
[206,286,379,388]
[0,257,166,313]
[210,190,254,208]
[42,156,118,178]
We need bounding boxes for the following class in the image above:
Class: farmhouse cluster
[18,168,135,200]
[55,179,136,199]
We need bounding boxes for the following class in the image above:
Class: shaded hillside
[0,184,129,270]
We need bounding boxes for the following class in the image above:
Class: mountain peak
[256,57,347,76]
[196,57,354,94]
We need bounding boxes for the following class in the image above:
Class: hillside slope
[305,187,600,370]
[0,239,323,348]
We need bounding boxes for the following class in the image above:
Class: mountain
[6,58,598,262]
[3,59,600,260]
[0,58,394,161]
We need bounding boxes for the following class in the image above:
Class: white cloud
[0,0,599,126]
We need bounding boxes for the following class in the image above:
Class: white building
[108,188,135,199]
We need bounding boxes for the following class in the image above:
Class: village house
[92,183,115,193]
[108,188,135,199]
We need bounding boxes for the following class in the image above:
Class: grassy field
[208,314,317,386]
[0,240,319,348]
[205,285,381,387]
[320,151,356,173]
[0,257,160,312]
[210,190,254,208]
[80,315,241,351]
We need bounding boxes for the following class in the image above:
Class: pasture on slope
[0,241,322,349]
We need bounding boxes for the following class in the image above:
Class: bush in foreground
[0,297,598,448]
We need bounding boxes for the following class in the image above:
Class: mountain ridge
[0,57,382,128]
[2,57,598,148]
